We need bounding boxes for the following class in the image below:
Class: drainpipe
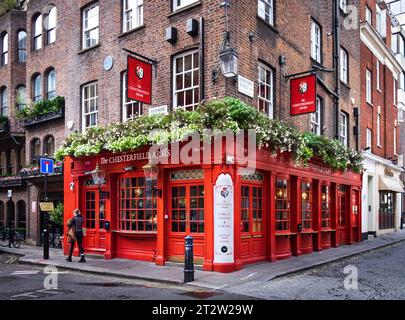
[333,0,340,140]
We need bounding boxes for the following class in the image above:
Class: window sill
[113,230,157,238]
[321,228,336,232]
[300,230,318,234]
[310,58,324,68]
[275,232,296,236]
[377,144,382,149]
[118,24,146,38]
[377,88,382,93]
[366,101,374,108]
[256,15,279,34]
[78,43,101,55]
[168,1,202,17]
[340,81,350,89]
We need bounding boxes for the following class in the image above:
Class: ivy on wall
[55,97,363,173]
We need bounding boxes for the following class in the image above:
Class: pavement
[1,230,405,291]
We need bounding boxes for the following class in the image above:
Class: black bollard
[184,235,194,283]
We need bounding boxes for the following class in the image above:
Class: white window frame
[366,69,372,104]
[258,0,274,26]
[339,0,347,13]
[257,62,274,118]
[311,97,322,135]
[1,33,8,66]
[394,78,397,106]
[47,69,56,100]
[339,112,348,147]
[82,4,99,50]
[311,20,322,63]
[394,125,397,155]
[82,82,98,131]
[122,71,142,121]
[33,15,42,51]
[173,50,200,111]
[376,60,380,91]
[32,74,42,102]
[173,0,199,11]
[340,47,348,84]
[123,0,144,33]
[0,87,7,116]
[46,6,57,44]
[18,31,27,62]
[377,112,381,147]
[16,85,26,111]
[366,128,372,152]
[365,6,372,25]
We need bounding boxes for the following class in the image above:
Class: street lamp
[142,163,162,198]
[90,163,108,199]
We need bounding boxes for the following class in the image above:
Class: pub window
[173,0,199,11]
[257,62,274,117]
[173,50,200,111]
[189,185,204,233]
[258,0,274,25]
[18,31,27,62]
[275,177,290,231]
[122,71,142,121]
[311,96,322,135]
[241,185,263,233]
[321,185,331,228]
[1,32,8,66]
[301,182,312,230]
[0,87,7,116]
[16,85,27,111]
[33,14,42,51]
[82,82,98,131]
[46,68,56,99]
[82,3,99,49]
[32,74,42,102]
[118,176,157,232]
[311,19,322,63]
[123,0,143,33]
[46,6,57,45]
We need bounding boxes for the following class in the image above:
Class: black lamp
[142,163,162,198]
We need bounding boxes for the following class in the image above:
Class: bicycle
[0,226,22,249]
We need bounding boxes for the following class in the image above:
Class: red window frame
[321,183,331,228]
[275,177,290,231]
[240,183,263,234]
[301,180,313,230]
[117,175,157,233]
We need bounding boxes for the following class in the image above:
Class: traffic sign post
[40,156,54,260]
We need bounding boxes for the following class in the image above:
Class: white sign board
[149,105,168,116]
[214,173,234,264]
[7,190,12,198]
[238,75,254,98]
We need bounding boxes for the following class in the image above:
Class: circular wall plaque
[103,56,114,71]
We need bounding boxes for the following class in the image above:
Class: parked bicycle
[0,226,22,248]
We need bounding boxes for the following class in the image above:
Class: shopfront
[63,145,362,272]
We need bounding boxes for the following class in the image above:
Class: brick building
[0,0,381,270]
[359,0,404,238]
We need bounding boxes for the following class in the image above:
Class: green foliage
[0,0,17,16]
[49,203,64,226]
[55,98,363,173]
[16,96,65,120]
[0,114,8,124]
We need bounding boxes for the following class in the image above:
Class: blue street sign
[40,158,54,174]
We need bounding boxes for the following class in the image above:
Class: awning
[379,176,405,193]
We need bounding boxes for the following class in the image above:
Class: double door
[338,188,347,245]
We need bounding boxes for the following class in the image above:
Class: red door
[82,188,106,254]
[168,183,205,264]
[338,189,347,245]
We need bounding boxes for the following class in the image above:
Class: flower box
[21,107,64,127]
[0,176,25,188]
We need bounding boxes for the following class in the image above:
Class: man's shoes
[66,257,72,262]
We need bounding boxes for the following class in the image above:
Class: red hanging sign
[127,56,153,105]
[290,74,317,116]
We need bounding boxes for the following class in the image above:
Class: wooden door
[82,188,106,253]
[168,184,205,262]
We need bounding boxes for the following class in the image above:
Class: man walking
[66,209,86,263]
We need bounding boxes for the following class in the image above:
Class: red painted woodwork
[63,141,362,272]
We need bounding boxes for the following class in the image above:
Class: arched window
[0,201,4,227]
[18,30,27,62]
[46,6,57,44]
[0,87,7,116]
[32,74,42,102]
[16,85,26,111]
[31,138,41,163]
[1,32,8,66]
[16,200,26,238]
[33,14,42,50]
[44,135,55,157]
[46,68,56,99]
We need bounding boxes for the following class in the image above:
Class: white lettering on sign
[149,105,168,116]
[214,173,234,264]
[100,148,170,165]
[238,75,254,98]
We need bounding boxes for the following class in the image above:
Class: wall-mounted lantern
[142,163,162,198]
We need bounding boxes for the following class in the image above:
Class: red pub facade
[63,142,362,273]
